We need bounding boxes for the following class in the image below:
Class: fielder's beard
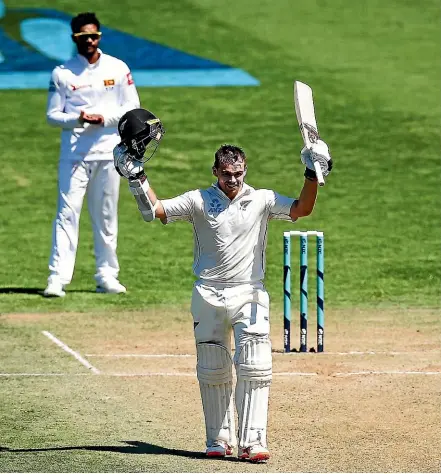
[78,44,98,59]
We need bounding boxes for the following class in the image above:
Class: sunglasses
[72,31,102,40]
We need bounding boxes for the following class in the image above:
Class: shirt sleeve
[46,68,81,129]
[267,190,297,221]
[103,62,140,128]
[161,191,196,224]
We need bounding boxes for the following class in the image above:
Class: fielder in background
[43,12,140,297]
[113,108,333,462]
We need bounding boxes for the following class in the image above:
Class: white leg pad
[235,337,272,448]
[196,343,236,448]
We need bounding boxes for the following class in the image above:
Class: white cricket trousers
[191,281,270,359]
[48,159,121,285]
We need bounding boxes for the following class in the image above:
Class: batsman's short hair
[71,12,100,33]
[214,144,247,169]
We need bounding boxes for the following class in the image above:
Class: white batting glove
[301,139,333,177]
[113,143,145,180]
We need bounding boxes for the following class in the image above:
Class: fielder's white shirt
[162,183,296,283]
[46,49,140,161]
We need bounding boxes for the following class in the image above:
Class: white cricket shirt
[161,183,296,283]
[46,49,140,161]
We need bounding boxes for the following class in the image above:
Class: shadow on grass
[0,287,97,295]
[0,287,44,295]
[0,440,242,462]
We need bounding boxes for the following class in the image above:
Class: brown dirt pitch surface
[0,307,440,472]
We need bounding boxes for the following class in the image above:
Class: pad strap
[129,177,158,222]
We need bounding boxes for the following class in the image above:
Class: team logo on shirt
[104,79,115,91]
[239,200,251,211]
[126,72,135,85]
[71,83,92,91]
[208,198,224,216]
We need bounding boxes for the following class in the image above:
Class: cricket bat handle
[314,161,325,186]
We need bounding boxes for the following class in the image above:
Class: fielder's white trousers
[191,281,270,360]
[48,158,121,285]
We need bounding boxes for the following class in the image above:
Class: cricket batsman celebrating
[113,108,333,462]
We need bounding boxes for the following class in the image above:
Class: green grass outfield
[1,2,441,473]
[0,0,439,312]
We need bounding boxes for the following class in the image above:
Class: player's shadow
[0,287,43,295]
[0,441,241,462]
[0,287,97,295]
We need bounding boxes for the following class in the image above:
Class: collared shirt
[46,50,140,160]
[161,183,296,283]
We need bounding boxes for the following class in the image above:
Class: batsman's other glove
[113,143,145,180]
[113,143,158,222]
[301,139,333,181]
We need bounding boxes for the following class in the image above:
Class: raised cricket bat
[294,80,325,186]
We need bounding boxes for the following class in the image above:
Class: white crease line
[0,373,76,377]
[106,372,319,377]
[333,370,441,377]
[86,350,440,358]
[274,372,318,376]
[0,371,317,377]
[0,372,194,377]
[325,350,440,355]
[42,331,100,374]
[85,353,195,358]
[107,372,196,377]
[1,371,441,378]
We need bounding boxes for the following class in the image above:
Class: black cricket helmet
[117,108,165,162]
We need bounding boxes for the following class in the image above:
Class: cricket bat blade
[294,80,325,186]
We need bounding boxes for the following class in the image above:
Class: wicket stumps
[283,231,324,353]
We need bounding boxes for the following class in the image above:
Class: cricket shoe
[96,277,127,294]
[238,444,270,462]
[206,441,233,457]
[43,276,66,298]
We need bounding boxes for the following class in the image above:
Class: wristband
[304,167,318,181]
